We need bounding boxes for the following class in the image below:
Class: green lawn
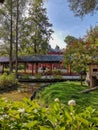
[36,81,98,110]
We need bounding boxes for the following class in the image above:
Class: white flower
[0,116,4,120]
[34,109,38,113]
[54,98,59,102]
[18,108,25,113]
[0,114,9,120]
[68,99,76,106]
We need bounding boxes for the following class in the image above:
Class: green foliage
[0,73,18,89]
[0,98,98,129]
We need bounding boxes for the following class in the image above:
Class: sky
[45,0,98,49]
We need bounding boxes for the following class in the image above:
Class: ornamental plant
[0,98,98,130]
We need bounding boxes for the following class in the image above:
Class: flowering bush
[0,98,98,130]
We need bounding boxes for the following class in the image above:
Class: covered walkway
[0,55,64,75]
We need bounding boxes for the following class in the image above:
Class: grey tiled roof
[0,55,64,63]
[0,57,9,63]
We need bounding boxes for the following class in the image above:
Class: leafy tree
[64,36,92,85]
[68,0,98,17]
[64,26,98,85]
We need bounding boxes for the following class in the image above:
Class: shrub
[21,74,29,79]
[0,98,98,130]
[0,73,18,90]
[53,69,62,75]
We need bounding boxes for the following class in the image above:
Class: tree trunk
[9,0,13,73]
[15,0,19,78]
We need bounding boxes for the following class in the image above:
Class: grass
[36,81,98,110]
[0,81,98,111]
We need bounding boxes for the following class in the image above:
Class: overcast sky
[45,0,98,49]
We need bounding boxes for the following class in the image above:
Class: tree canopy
[68,0,98,17]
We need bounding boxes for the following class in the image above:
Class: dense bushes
[0,98,98,130]
[0,73,18,90]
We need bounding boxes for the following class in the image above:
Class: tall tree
[0,0,27,73]
[20,0,53,55]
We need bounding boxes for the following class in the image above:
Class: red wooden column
[35,63,38,74]
[50,63,52,75]
[32,63,34,75]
